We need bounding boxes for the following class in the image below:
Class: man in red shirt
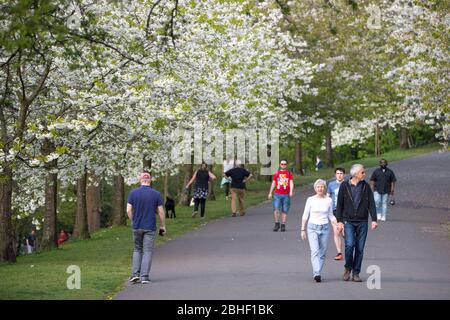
[268,159,294,232]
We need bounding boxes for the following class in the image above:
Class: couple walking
[301,164,378,283]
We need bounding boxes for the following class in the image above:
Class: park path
[115,151,450,300]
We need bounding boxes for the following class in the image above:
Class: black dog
[165,197,176,218]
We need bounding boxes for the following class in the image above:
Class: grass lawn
[0,142,444,299]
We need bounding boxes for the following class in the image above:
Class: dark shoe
[334,253,343,261]
[273,222,280,232]
[231,212,237,217]
[352,274,362,282]
[239,212,245,216]
[129,276,140,284]
[141,279,150,284]
[280,224,286,232]
[343,268,351,281]
[314,275,321,283]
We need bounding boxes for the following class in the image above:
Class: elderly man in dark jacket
[335,164,378,282]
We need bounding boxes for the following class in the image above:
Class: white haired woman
[301,179,338,283]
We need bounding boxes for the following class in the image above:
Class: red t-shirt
[273,170,293,194]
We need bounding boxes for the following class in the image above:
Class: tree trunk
[73,170,90,239]
[400,127,410,149]
[180,164,193,206]
[86,172,101,233]
[163,169,170,199]
[374,124,381,156]
[0,165,16,262]
[263,145,272,181]
[143,158,152,172]
[112,174,126,225]
[208,179,216,200]
[40,171,58,250]
[325,131,334,168]
[41,139,58,250]
[295,139,303,175]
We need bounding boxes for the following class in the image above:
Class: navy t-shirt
[225,167,250,189]
[127,186,163,231]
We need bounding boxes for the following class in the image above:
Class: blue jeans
[132,229,156,281]
[373,192,388,216]
[344,221,368,275]
[273,194,291,214]
[307,223,330,277]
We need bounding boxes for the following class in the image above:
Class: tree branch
[169,0,179,48]
[146,0,164,38]
[0,49,19,70]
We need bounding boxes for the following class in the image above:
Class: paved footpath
[116,152,450,300]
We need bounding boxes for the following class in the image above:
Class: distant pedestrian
[57,229,68,246]
[26,230,37,254]
[221,158,234,200]
[370,159,397,222]
[186,162,217,218]
[301,179,338,283]
[127,172,166,284]
[327,168,346,261]
[224,160,252,217]
[336,164,378,282]
[268,159,294,232]
[315,156,323,171]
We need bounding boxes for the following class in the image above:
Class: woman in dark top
[186,162,216,218]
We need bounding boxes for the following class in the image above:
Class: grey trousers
[131,229,156,281]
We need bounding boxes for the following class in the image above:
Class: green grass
[0,142,444,300]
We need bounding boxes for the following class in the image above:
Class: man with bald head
[127,172,166,284]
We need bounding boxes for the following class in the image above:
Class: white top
[302,195,336,225]
[223,160,234,173]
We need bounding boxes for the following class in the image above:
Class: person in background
[186,162,217,218]
[224,160,252,217]
[268,159,294,232]
[221,158,234,200]
[315,156,323,171]
[26,230,37,254]
[327,167,346,261]
[370,159,397,222]
[58,229,68,246]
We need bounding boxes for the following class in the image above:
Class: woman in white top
[301,179,339,283]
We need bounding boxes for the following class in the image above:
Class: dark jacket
[335,180,377,223]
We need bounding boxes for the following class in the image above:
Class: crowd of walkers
[126,158,396,284]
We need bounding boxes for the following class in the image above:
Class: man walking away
[224,160,252,217]
[127,172,166,284]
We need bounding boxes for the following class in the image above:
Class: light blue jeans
[132,229,156,281]
[373,191,389,217]
[307,223,330,277]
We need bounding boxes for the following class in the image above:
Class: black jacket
[335,180,377,223]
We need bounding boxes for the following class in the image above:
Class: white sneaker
[381,215,386,222]
[377,214,382,220]
[129,276,140,283]
[141,279,150,284]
